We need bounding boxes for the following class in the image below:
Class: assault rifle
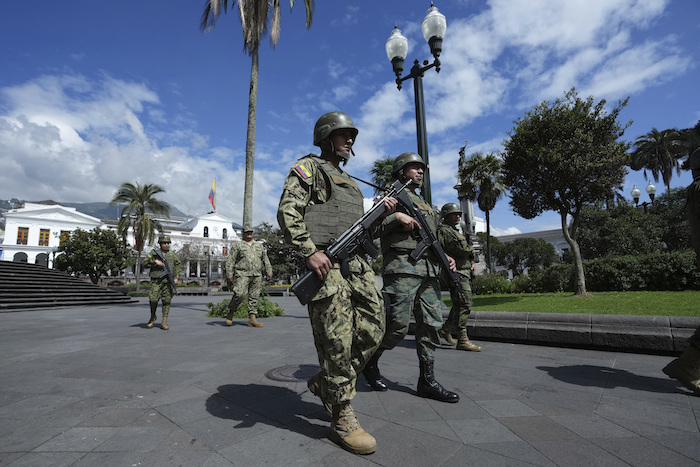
[291,179,412,305]
[392,190,470,304]
[154,249,178,294]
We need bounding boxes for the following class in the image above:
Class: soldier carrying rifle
[143,234,181,330]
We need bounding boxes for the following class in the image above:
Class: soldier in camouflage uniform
[363,153,460,404]
[225,226,273,327]
[662,147,700,395]
[277,111,398,455]
[437,203,482,352]
[143,235,181,330]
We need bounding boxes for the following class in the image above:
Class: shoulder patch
[294,164,312,180]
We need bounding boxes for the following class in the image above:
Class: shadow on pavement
[537,364,681,394]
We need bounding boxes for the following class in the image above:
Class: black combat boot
[417,360,459,403]
[362,350,388,391]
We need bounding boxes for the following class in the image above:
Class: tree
[55,228,131,284]
[458,151,506,272]
[370,156,396,195]
[576,203,664,260]
[630,128,685,192]
[200,0,314,229]
[492,237,557,277]
[110,182,171,291]
[649,187,691,252]
[502,89,630,296]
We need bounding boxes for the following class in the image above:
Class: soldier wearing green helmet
[143,234,181,330]
[277,111,399,455]
[363,152,461,404]
[437,203,482,351]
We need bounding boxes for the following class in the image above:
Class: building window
[39,229,50,246]
[204,226,209,238]
[223,247,229,256]
[223,228,228,239]
[60,231,70,244]
[17,227,29,245]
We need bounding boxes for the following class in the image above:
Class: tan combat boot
[456,328,481,351]
[439,326,456,345]
[307,372,332,416]
[247,313,263,327]
[161,315,169,330]
[330,403,376,455]
[146,310,157,328]
[663,345,700,395]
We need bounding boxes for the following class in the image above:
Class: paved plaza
[0,295,698,466]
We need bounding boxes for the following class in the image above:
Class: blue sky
[1,0,698,235]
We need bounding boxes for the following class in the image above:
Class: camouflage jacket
[437,223,475,277]
[226,240,272,278]
[143,249,181,280]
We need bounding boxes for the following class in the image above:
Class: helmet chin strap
[329,140,352,166]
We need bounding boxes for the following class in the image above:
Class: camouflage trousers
[444,274,473,330]
[381,273,443,363]
[149,278,174,316]
[228,275,262,316]
[307,259,385,405]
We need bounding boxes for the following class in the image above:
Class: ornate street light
[386,2,447,205]
[631,181,656,212]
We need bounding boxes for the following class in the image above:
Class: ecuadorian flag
[294,164,311,179]
[208,179,216,210]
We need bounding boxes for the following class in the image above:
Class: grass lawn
[451,291,700,316]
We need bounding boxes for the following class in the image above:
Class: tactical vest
[304,157,364,247]
[382,191,436,254]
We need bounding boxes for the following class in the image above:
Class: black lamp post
[631,181,657,213]
[386,3,447,205]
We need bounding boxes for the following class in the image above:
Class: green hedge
[474,250,700,294]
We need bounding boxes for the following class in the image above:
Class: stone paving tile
[531,438,631,466]
[476,398,543,418]
[71,451,149,466]
[548,414,638,439]
[447,418,523,444]
[474,440,558,466]
[590,435,700,466]
[0,394,81,421]
[369,422,462,466]
[0,425,67,452]
[442,443,547,467]
[497,416,581,443]
[1,452,85,467]
[92,426,174,452]
[33,426,117,452]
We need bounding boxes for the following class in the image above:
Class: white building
[0,202,101,266]
[1,202,241,279]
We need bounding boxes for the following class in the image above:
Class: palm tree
[370,156,395,196]
[200,0,314,229]
[110,182,171,291]
[458,151,506,272]
[630,128,685,192]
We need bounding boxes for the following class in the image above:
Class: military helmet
[158,234,171,243]
[392,152,425,179]
[243,224,253,233]
[441,203,461,219]
[690,147,700,171]
[313,112,358,147]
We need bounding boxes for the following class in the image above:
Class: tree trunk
[135,253,142,292]
[242,48,259,229]
[559,211,587,295]
[485,210,492,273]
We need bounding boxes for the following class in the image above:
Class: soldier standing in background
[225,226,272,328]
[143,234,181,330]
[277,111,397,455]
[363,152,460,404]
[662,147,700,395]
[437,203,482,351]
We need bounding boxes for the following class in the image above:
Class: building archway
[35,253,49,267]
[13,252,28,263]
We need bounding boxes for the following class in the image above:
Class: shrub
[528,264,574,293]
[472,273,514,294]
[207,293,285,319]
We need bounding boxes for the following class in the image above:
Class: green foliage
[502,88,631,294]
[254,221,304,282]
[584,251,700,291]
[649,187,691,251]
[110,182,170,253]
[491,237,558,276]
[472,273,514,294]
[529,264,574,292]
[577,203,664,259]
[370,156,396,195]
[55,228,131,284]
[630,128,685,191]
[206,293,284,319]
